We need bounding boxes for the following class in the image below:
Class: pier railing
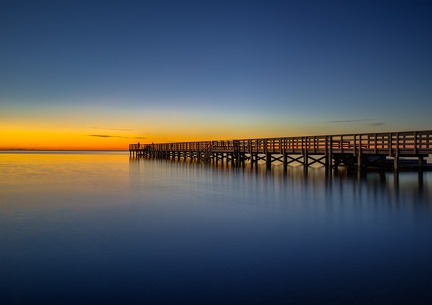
[130,130,432,157]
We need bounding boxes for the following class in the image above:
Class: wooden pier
[129,130,432,172]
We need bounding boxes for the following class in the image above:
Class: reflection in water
[1,152,432,305]
[130,156,430,209]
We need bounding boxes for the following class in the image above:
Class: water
[1,151,432,305]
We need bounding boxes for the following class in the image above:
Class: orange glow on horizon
[1,119,307,150]
[1,115,402,151]
[1,126,138,151]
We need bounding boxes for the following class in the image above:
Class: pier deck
[130,130,432,171]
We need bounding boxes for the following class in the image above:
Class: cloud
[369,122,385,127]
[327,119,385,127]
[328,119,372,124]
[88,135,146,139]
[88,134,121,138]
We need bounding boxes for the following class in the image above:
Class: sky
[1,0,432,150]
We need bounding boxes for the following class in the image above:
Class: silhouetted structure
[130,130,432,172]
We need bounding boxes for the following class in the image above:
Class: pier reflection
[129,156,431,209]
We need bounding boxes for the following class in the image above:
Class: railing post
[374,134,377,154]
[354,134,357,156]
[359,134,362,160]
[341,135,344,153]
[388,133,392,156]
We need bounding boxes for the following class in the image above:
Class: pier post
[250,153,255,169]
[266,153,272,170]
[357,153,362,170]
[419,156,424,171]
[394,156,399,172]
[303,151,308,171]
[328,154,333,170]
[283,151,288,173]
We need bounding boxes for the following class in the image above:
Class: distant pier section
[130,130,432,171]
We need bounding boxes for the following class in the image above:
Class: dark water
[1,152,432,304]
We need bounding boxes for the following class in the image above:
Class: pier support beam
[357,154,363,170]
[326,154,333,169]
[266,153,272,170]
[303,151,308,172]
[394,156,399,172]
[325,154,332,176]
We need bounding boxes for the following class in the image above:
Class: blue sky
[1,0,432,149]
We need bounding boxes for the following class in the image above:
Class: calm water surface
[1,151,432,304]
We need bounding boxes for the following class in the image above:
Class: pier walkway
[130,130,432,171]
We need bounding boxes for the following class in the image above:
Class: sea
[1,151,432,305]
